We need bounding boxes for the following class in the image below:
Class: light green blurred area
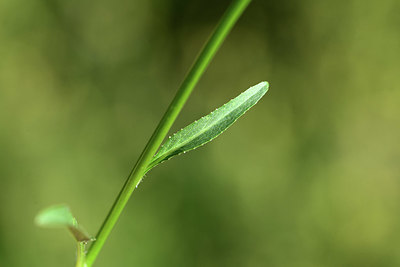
[1,0,399,266]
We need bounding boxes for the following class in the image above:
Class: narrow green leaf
[35,204,94,242]
[146,81,269,172]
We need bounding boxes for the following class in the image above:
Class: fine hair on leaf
[146,81,269,172]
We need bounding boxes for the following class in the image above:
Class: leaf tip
[34,204,74,228]
[259,81,269,92]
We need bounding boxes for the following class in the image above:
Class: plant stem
[76,242,87,267]
[85,0,252,265]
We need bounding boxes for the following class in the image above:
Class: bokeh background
[1,0,400,266]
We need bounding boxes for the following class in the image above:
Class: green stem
[85,0,251,265]
[76,242,87,267]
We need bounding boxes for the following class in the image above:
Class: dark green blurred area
[1,0,400,266]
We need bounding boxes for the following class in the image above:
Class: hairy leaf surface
[146,81,269,172]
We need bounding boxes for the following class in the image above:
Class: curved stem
[85,0,252,265]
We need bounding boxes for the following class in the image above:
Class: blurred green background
[1,0,399,266]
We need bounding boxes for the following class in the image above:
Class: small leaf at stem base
[35,204,94,242]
